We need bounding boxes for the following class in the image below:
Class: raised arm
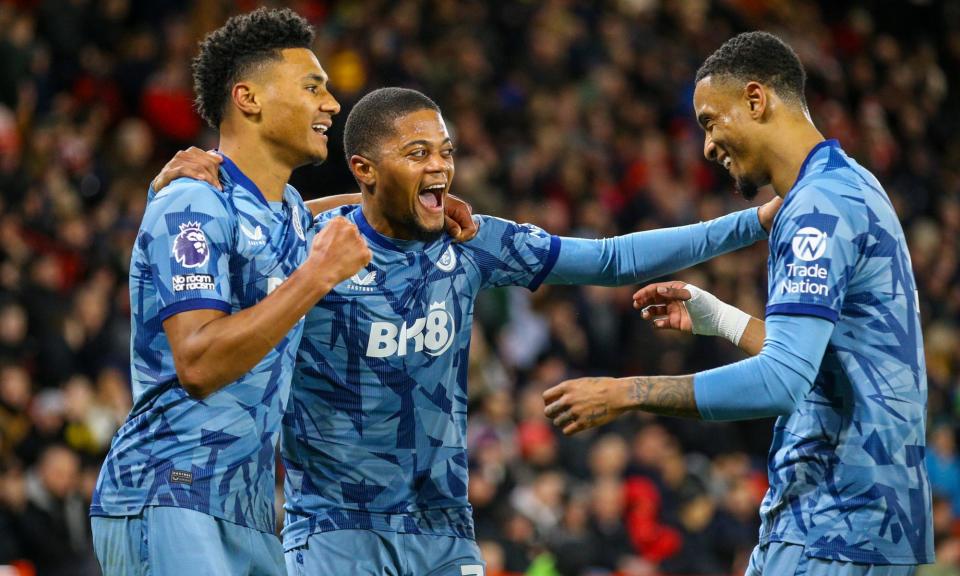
[165,217,371,399]
[546,200,777,287]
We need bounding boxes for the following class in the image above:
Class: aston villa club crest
[436,245,457,272]
[292,205,305,241]
[172,221,210,268]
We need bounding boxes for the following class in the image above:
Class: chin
[413,218,445,242]
[734,177,761,200]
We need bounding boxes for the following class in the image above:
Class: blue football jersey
[761,140,933,563]
[281,206,559,550]
[91,156,315,534]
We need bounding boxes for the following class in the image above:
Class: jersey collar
[219,153,271,207]
[354,206,442,253]
[789,139,840,192]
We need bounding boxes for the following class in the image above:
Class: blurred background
[0,0,958,575]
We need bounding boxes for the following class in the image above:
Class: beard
[734,176,760,200]
[391,210,444,242]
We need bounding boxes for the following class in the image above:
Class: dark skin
[543,72,825,434]
[349,108,456,242]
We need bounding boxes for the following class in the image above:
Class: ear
[744,81,767,120]
[350,155,377,189]
[231,82,261,117]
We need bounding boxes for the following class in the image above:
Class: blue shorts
[746,542,918,576]
[91,506,284,576]
[284,530,485,576]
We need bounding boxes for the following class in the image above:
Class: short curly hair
[695,31,807,109]
[192,8,315,128]
[343,87,441,161]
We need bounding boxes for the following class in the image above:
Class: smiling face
[693,76,770,200]
[257,48,340,167]
[360,108,455,241]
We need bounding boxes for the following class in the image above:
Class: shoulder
[141,178,236,245]
[775,179,866,240]
[147,178,233,220]
[314,204,359,227]
[467,214,550,244]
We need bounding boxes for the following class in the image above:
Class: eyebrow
[304,73,328,84]
[402,137,453,148]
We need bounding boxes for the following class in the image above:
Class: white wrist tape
[683,284,751,345]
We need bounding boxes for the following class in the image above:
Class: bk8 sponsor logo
[366,301,455,358]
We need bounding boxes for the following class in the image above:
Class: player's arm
[631,281,765,356]
[545,197,780,287]
[149,148,478,241]
[543,313,831,434]
[164,216,371,399]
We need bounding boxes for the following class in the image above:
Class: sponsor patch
[170,469,193,485]
[791,227,828,261]
[173,221,210,268]
[172,274,215,292]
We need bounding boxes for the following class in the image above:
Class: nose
[425,151,448,173]
[321,91,341,116]
[703,134,717,162]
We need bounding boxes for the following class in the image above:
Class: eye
[441,147,456,158]
[306,85,318,94]
[409,149,428,158]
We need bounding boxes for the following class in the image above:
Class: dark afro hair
[192,8,315,128]
[343,87,441,161]
[695,31,807,108]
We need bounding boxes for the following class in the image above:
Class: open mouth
[418,183,445,213]
[311,123,329,136]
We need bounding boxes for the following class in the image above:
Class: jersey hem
[158,298,232,323]
[766,303,838,323]
[528,235,561,291]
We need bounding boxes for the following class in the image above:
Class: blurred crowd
[0,1,958,575]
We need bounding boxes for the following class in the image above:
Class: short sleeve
[465,215,560,291]
[765,185,861,323]
[140,182,235,322]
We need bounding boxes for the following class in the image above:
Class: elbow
[175,364,216,400]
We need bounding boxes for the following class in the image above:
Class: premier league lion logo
[173,221,210,268]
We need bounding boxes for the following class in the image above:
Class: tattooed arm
[542,375,700,435]
[543,315,834,434]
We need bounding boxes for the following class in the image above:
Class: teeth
[423,184,445,191]
[722,157,732,170]
[312,124,327,134]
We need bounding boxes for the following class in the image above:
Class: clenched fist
[307,217,372,289]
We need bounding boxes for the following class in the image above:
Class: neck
[360,192,411,240]
[766,118,826,198]
[218,131,294,202]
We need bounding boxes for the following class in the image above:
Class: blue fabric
[281,208,558,551]
[694,314,834,421]
[549,206,766,286]
[722,140,931,564]
[92,506,284,575]
[92,156,316,535]
[285,530,484,576]
[746,542,917,576]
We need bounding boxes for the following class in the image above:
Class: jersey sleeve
[139,181,236,322]
[766,185,862,322]
[465,215,561,291]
